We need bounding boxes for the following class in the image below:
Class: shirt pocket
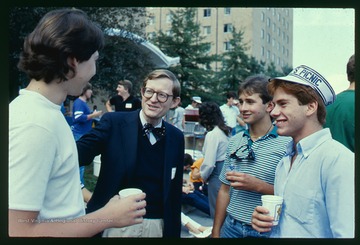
[284,188,316,224]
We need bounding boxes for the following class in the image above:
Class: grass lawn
[83,163,98,192]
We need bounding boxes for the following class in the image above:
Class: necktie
[143,123,166,142]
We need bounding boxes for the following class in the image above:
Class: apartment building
[146,7,293,71]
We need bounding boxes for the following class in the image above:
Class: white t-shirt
[9,89,85,222]
[220,104,240,128]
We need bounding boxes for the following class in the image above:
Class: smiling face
[238,92,272,126]
[141,77,180,125]
[270,87,309,143]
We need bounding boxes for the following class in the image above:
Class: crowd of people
[9,8,355,239]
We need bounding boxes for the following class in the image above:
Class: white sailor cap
[270,65,336,106]
[192,96,202,104]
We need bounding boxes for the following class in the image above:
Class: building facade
[146,7,293,71]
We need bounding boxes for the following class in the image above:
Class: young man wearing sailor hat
[251,65,354,238]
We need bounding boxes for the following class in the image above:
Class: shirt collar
[139,110,162,128]
[288,128,332,158]
[243,125,279,139]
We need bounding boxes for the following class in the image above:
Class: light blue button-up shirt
[271,128,354,238]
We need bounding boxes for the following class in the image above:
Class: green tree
[152,7,219,106]
[79,7,154,97]
[265,62,292,78]
[9,7,152,102]
[218,27,266,94]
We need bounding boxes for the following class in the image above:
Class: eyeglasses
[229,144,255,161]
[141,87,173,103]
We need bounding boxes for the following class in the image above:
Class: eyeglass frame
[229,144,256,161]
[141,87,174,103]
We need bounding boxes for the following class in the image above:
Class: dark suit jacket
[77,110,185,237]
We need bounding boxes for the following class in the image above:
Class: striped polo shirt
[219,127,291,224]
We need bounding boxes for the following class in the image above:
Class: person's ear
[306,100,318,116]
[171,97,181,109]
[265,101,274,113]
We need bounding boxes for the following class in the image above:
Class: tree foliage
[152,8,219,106]
[218,27,266,93]
[8,7,153,102]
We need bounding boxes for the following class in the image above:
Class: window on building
[204,43,211,53]
[224,41,232,51]
[261,46,265,56]
[166,14,172,24]
[261,12,265,21]
[224,23,233,33]
[224,23,231,33]
[148,16,155,25]
[147,32,156,39]
[267,33,270,43]
[203,26,211,35]
[224,8,231,15]
[266,17,270,27]
[266,50,270,59]
[204,8,211,17]
[261,29,265,39]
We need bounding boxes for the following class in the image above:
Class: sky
[292,8,355,94]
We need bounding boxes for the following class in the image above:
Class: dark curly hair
[199,101,231,136]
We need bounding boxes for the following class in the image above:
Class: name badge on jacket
[171,167,176,180]
[125,103,132,109]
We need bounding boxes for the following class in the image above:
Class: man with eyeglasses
[212,75,291,238]
[76,69,185,237]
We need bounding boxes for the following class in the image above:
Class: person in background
[220,91,241,135]
[182,154,210,216]
[181,154,212,238]
[232,99,247,134]
[212,75,290,238]
[185,96,202,109]
[76,69,185,237]
[324,54,355,152]
[251,65,354,238]
[9,8,146,237]
[71,82,102,195]
[172,102,186,131]
[181,212,212,238]
[105,79,141,112]
[197,102,231,218]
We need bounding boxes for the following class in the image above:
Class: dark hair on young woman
[17,8,104,84]
[199,101,231,136]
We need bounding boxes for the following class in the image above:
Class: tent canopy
[106,28,180,69]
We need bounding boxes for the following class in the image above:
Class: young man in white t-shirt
[9,8,146,237]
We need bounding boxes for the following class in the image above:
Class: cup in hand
[261,195,283,225]
[119,188,143,198]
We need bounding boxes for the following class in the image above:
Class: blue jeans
[220,214,271,238]
[182,190,210,216]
